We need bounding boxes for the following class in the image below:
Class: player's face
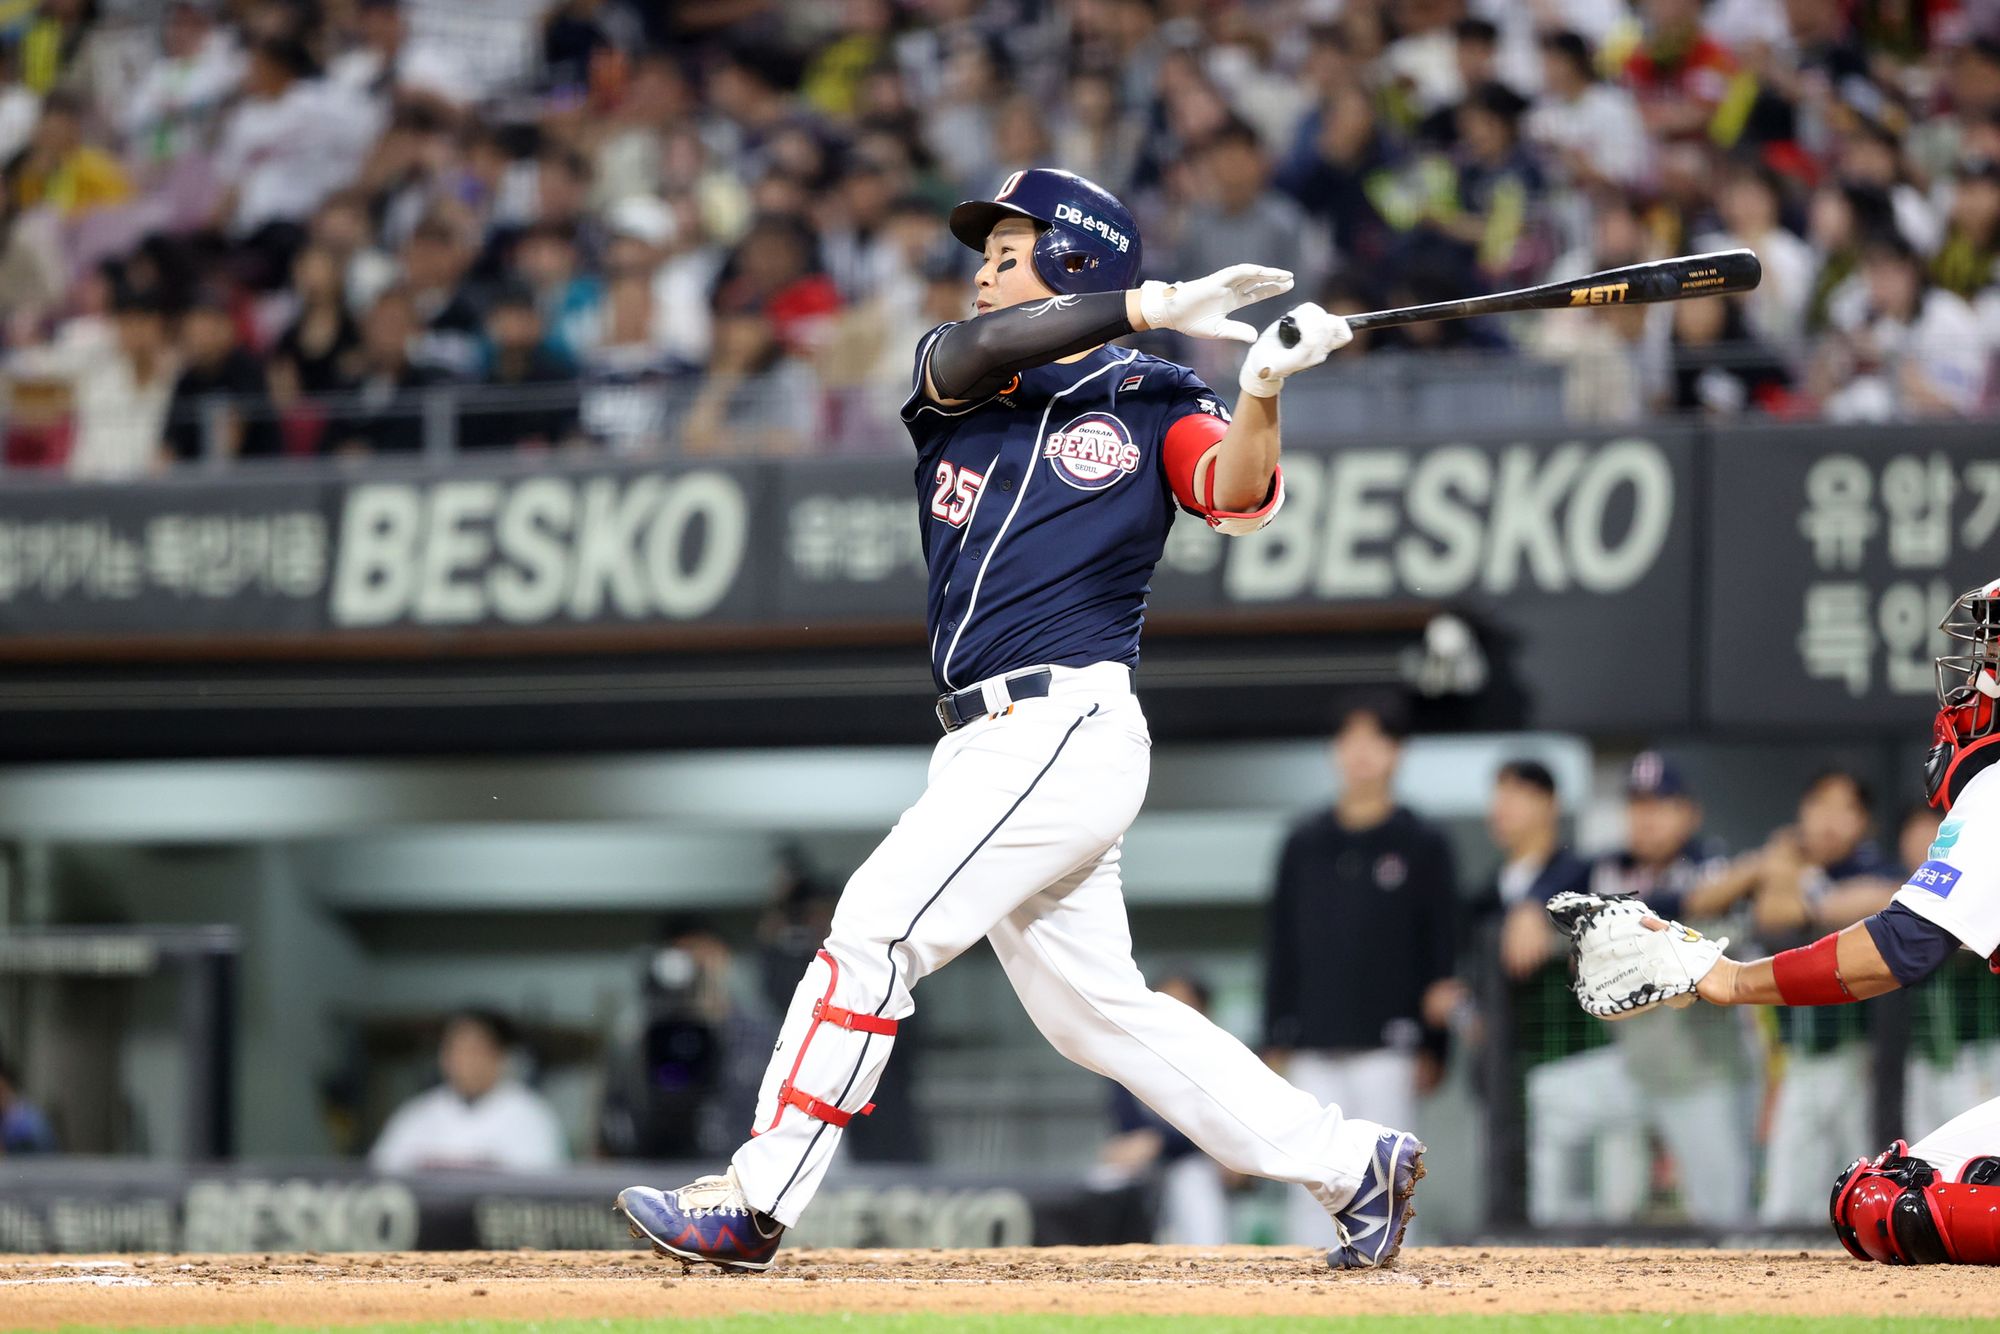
[974,218,1056,315]
[1627,794,1699,865]
[1798,778,1869,866]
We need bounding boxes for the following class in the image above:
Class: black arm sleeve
[1863,901,1962,988]
[925,292,1135,401]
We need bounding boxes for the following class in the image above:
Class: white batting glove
[1237,301,1351,398]
[1138,264,1294,343]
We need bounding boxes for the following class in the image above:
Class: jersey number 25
[930,462,985,528]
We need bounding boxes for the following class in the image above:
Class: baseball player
[614,168,1425,1271]
[1556,578,2000,1263]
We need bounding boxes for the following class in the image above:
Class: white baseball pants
[730,662,1391,1228]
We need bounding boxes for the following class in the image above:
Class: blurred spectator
[1468,758,1593,1228]
[1276,81,1399,287]
[1263,698,1458,1248]
[331,286,447,456]
[1092,971,1237,1246]
[1525,31,1650,194]
[3,89,129,216]
[576,265,680,452]
[1692,768,1900,1225]
[6,283,176,479]
[326,0,475,109]
[211,36,372,281]
[1531,752,1755,1227]
[460,285,579,451]
[268,244,363,402]
[1617,0,1740,143]
[1171,117,1327,383]
[1667,293,1789,416]
[164,293,276,463]
[1932,160,2000,303]
[399,213,483,378]
[0,47,37,168]
[0,1048,56,1154]
[120,1,244,168]
[369,1008,566,1173]
[1817,233,1987,419]
[1051,68,1141,199]
[1698,162,1814,345]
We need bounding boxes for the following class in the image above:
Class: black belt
[935,668,1052,734]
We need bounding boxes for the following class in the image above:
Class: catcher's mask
[1926,579,2000,811]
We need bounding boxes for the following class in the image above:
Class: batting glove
[1138,264,1293,344]
[1237,302,1351,398]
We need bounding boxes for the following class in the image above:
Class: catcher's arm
[1677,900,1954,1007]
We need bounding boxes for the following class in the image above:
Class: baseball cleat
[1327,1129,1426,1270]
[615,1167,784,1272]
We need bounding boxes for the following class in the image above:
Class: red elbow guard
[1772,931,1853,1006]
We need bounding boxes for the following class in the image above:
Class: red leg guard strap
[759,949,896,1134]
[780,1085,876,1128]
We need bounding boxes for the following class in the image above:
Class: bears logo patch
[1043,412,1139,491]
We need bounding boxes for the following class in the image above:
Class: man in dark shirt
[0,1049,56,1155]
[460,285,580,452]
[1263,699,1458,1247]
[164,296,277,463]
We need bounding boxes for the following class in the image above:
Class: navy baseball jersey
[902,323,1281,692]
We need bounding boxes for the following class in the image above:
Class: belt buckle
[934,694,957,734]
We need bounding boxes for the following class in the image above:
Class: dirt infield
[6,1246,1999,1328]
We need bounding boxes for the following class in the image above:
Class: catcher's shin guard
[753,949,899,1135]
[1831,1142,2000,1264]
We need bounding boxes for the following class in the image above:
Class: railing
[3,334,1995,477]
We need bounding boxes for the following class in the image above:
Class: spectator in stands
[120,1,245,169]
[1931,159,2000,302]
[331,286,445,456]
[1668,293,1790,416]
[1277,79,1399,288]
[369,1008,566,1174]
[1817,233,1987,419]
[1525,30,1650,195]
[3,89,129,216]
[399,213,483,379]
[1699,162,1815,345]
[211,36,370,285]
[1050,67,1141,199]
[1620,0,1739,143]
[165,292,276,464]
[1532,753,1755,1227]
[0,46,37,169]
[328,0,476,110]
[269,244,362,401]
[1263,697,1458,1248]
[1172,117,1327,384]
[461,284,578,451]
[1094,971,1238,1246]
[7,283,177,479]
[1690,767,1901,1224]
[0,1048,55,1155]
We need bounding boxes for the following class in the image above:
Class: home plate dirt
[6,1246,2000,1327]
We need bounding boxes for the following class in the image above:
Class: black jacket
[1263,806,1459,1052]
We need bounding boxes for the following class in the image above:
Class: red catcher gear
[1927,579,2000,811]
[1832,1142,2000,1264]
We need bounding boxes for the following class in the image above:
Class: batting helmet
[948,168,1141,295]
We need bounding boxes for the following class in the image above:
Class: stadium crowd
[2,0,2000,474]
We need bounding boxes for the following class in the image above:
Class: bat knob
[1277,315,1299,348]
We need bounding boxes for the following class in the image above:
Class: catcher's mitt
[1545,890,1727,1021]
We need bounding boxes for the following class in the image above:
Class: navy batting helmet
[948,168,1141,295]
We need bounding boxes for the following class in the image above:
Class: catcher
[1550,579,2000,1265]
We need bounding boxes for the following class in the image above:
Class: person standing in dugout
[614,168,1426,1272]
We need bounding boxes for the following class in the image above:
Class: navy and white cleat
[615,1167,785,1272]
[1327,1130,1426,1270]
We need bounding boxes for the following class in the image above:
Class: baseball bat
[1275,249,1762,346]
